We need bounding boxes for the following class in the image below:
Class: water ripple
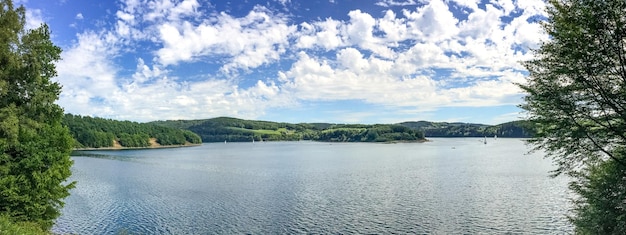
[54,139,573,234]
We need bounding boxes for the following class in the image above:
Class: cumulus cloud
[24,8,44,30]
[376,0,421,7]
[50,0,547,122]
[156,6,296,73]
[295,19,345,50]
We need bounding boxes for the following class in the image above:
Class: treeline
[317,124,424,142]
[63,114,202,148]
[398,120,534,138]
[152,117,310,142]
[152,117,533,143]
[152,117,425,143]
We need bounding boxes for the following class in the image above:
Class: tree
[0,0,74,230]
[519,0,626,233]
[570,159,626,234]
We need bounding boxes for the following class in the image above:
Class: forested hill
[62,114,202,148]
[152,117,533,142]
[151,117,425,143]
[64,115,533,146]
[398,120,534,138]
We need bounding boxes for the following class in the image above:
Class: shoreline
[73,143,202,151]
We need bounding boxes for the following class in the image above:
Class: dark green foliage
[520,0,626,176]
[117,133,150,147]
[62,114,202,148]
[317,124,424,142]
[398,120,534,138]
[154,117,535,143]
[570,159,626,234]
[182,130,202,144]
[153,117,426,143]
[0,0,73,229]
[153,117,311,142]
[518,0,626,233]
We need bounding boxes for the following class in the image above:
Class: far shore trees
[519,0,626,233]
[0,0,74,230]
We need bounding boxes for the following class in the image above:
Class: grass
[0,215,50,235]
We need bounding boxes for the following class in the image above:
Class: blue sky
[18,0,547,124]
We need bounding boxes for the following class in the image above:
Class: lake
[52,138,573,234]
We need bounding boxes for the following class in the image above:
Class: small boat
[484,136,487,144]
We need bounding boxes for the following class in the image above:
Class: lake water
[52,138,573,234]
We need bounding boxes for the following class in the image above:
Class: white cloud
[295,18,345,50]
[54,4,294,121]
[156,6,297,72]
[51,0,548,123]
[55,31,121,117]
[144,0,199,22]
[24,8,43,30]
[450,0,479,10]
[75,13,84,20]
[132,58,165,83]
[281,50,442,107]
[56,29,290,121]
[378,10,409,43]
[403,0,459,42]
[276,0,290,7]
[376,0,421,7]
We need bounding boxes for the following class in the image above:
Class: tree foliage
[570,159,626,234]
[62,114,202,148]
[153,117,536,143]
[153,117,427,143]
[519,0,626,232]
[399,120,534,138]
[0,0,73,229]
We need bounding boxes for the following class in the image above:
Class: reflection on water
[54,139,573,234]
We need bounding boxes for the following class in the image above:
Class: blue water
[53,138,573,234]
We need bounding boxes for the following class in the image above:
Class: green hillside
[398,120,534,138]
[65,115,534,146]
[63,114,202,148]
[151,117,425,143]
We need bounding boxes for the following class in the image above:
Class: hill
[64,115,534,146]
[153,118,534,142]
[398,120,534,138]
[63,114,202,149]
[151,117,425,143]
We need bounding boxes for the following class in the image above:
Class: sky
[17,0,548,124]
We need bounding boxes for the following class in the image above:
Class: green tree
[0,0,74,229]
[570,159,626,234]
[519,0,626,233]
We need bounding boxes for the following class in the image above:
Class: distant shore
[73,138,201,151]
[73,143,201,151]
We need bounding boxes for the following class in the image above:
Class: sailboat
[484,136,487,144]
